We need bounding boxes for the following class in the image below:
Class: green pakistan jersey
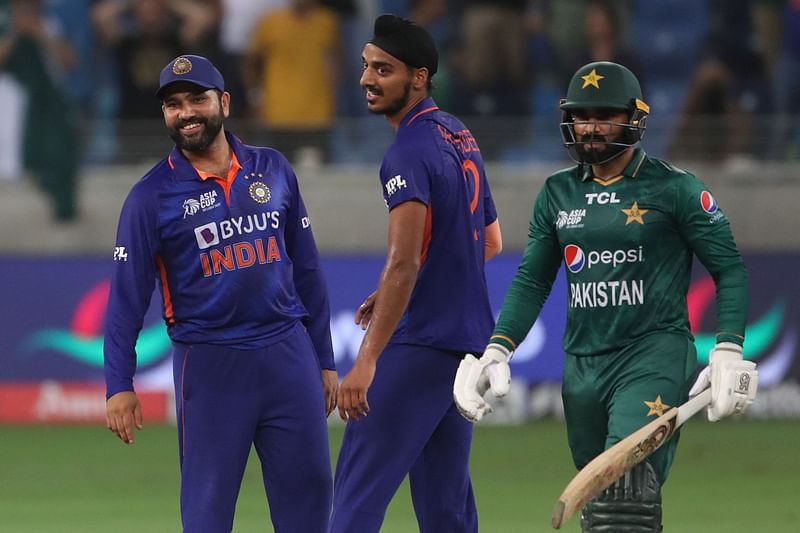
[491,149,747,356]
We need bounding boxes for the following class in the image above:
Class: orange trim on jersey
[156,255,175,325]
[407,106,439,126]
[168,155,175,169]
[593,175,624,187]
[419,204,433,265]
[194,151,243,204]
[631,152,647,177]
[490,335,518,350]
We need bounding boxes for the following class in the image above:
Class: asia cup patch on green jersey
[556,209,586,229]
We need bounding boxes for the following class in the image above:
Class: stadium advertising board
[0,254,797,422]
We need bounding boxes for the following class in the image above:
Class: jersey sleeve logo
[113,247,128,261]
[700,191,718,214]
[385,175,407,197]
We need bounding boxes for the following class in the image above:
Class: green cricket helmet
[559,61,650,165]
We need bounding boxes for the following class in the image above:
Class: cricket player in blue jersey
[103,54,337,533]
[329,15,503,533]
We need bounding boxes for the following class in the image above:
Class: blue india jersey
[104,132,334,397]
[379,98,497,354]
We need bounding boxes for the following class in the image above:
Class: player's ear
[412,67,430,91]
[220,91,231,118]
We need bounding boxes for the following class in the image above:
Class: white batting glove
[688,342,758,422]
[453,344,512,423]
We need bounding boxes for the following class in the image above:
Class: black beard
[167,113,224,153]
[367,80,412,117]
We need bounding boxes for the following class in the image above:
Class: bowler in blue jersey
[103,54,337,533]
[330,15,503,533]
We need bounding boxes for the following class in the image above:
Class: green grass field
[1,420,798,532]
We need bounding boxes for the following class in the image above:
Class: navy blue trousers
[173,324,332,532]
[330,343,477,533]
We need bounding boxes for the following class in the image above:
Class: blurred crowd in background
[0,0,798,222]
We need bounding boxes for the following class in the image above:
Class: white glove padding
[453,344,512,423]
[689,342,758,422]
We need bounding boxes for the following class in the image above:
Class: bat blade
[551,388,711,529]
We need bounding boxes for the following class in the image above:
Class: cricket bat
[551,387,712,529]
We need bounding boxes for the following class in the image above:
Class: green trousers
[562,331,697,485]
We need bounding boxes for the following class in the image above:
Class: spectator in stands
[456,0,530,117]
[769,0,800,160]
[218,0,286,118]
[91,0,220,120]
[321,0,361,120]
[668,0,772,163]
[0,0,80,221]
[409,0,453,107]
[564,0,642,90]
[242,0,340,165]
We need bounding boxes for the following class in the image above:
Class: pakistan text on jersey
[199,237,282,277]
[569,280,644,308]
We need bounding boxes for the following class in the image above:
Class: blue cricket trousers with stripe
[173,323,332,532]
[330,343,478,533]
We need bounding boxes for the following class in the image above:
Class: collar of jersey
[580,148,648,182]
[399,97,439,129]
[167,131,251,181]
[194,150,242,182]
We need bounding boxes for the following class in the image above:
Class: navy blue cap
[156,55,225,98]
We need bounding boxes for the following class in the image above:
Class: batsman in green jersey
[454,61,758,532]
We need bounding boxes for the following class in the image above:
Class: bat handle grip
[676,388,711,426]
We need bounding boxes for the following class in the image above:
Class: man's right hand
[689,342,758,422]
[106,391,143,444]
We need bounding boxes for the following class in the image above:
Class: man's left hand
[321,369,339,417]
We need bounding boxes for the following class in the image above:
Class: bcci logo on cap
[172,57,193,75]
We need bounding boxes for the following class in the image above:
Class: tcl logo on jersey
[585,192,620,205]
[700,191,718,214]
[564,244,644,273]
